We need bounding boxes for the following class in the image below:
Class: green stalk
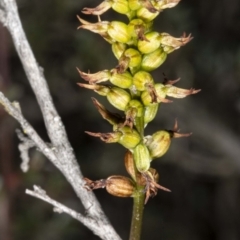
[129,185,145,240]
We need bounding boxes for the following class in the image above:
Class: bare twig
[16,129,36,172]
[26,185,109,236]
[0,0,121,239]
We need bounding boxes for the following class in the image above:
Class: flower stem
[129,185,145,240]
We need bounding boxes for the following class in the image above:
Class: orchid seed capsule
[106,175,135,197]
[138,31,161,54]
[144,103,159,124]
[124,150,138,181]
[108,21,131,43]
[117,48,142,74]
[112,0,130,14]
[133,143,151,173]
[112,42,127,60]
[107,87,131,111]
[141,83,167,106]
[133,71,154,91]
[136,7,159,22]
[126,99,144,117]
[145,130,172,159]
[128,0,142,11]
[116,126,141,149]
[141,48,167,72]
[127,18,146,40]
[125,48,142,68]
[110,70,133,89]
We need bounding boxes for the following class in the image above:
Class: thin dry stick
[0,0,121,239]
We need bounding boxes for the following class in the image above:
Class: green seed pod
[128,0,142,11]
[124,48,142,68]
[145,130,172,159]
[127,18,146,39]
[126,99,144,117]
[107,86,131,111]
[133,143,151,173]
[136,7,159,22]
[141,83,166,106]
[108,21,131,43]
[141,48,167,71]
[110,70,133,89]
[106,175,135,197]
[112,42,127,59]
[117,126,141,149]
[133,71,154,91]
[112,0,130,14]
[144,103,159,124]
[138,31,161,54]
[117,48,142,74]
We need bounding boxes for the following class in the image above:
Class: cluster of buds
[78,0,200,203]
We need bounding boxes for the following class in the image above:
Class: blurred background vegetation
[0,0,240,239]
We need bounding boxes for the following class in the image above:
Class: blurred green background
[0,0,240,239]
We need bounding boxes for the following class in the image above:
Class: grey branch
[26,186,109,236]
[0,0,121,239]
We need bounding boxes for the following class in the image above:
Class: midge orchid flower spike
[77,1,200,239]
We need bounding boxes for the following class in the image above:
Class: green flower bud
[133,71,154,91]
[133,143,151,173]
[112,42,127,59]
[144,103,159,124]
[108,21,131,43]
[110,70,133,89]
[141,48,167,71]
[107,86,131,111]
[117,126,141,149]
[138,31,161,54]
